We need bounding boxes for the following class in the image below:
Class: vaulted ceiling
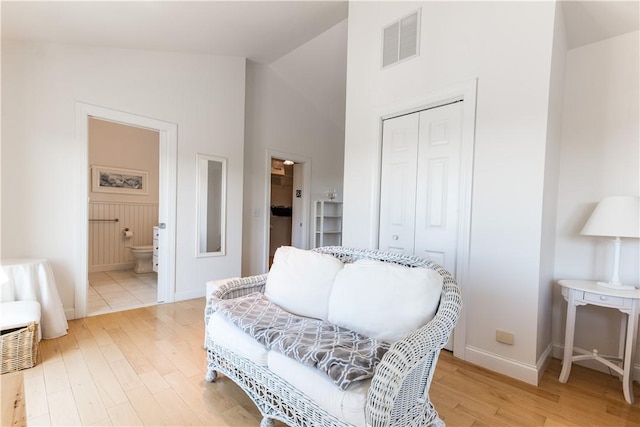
[1,1,349,64]
[3,1,637,62]
[2,0,637,132]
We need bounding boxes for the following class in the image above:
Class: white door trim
[75,102,178,318]
[371,79,477,360]
[263,150,312,272]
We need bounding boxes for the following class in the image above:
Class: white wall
[1,40,246,312]
[89,118,159,205]
[242,21,347,276]
[343,1,558,383]
[537,1,567,363]
[553,31,640,375]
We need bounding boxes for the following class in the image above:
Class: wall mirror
[196,154,227,257]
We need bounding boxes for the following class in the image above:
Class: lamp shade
[581,196,640,238]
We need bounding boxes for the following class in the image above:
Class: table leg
[559,292,577,383]
[621,309,639,404]
[618,313,627,363]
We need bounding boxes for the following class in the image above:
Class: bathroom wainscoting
[88,202,159,272]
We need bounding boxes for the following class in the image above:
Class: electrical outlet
[496,330,514,345]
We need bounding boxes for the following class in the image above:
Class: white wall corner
[65,308,76,320]
[536,343,554,384]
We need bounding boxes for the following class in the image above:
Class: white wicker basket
[1,322,39,374]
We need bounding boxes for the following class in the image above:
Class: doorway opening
[269,159,294,267]
[264,151,311,271]
[75,103,177,319]
[87,118,160,315]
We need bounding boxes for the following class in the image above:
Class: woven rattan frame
[205,247,461,427]
[1,322,39,374]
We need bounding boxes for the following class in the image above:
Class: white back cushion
[328,259,443,342]
[265,246,344,320]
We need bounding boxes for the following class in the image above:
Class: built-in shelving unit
[313,200,342,248]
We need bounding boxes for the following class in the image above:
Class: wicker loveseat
[204,246,461,427]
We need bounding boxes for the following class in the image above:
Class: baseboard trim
[464,345,540,385]
[89,263,136,273]
[173,288,206,302]
[64,308,75,320]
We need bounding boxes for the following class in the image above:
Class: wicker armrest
[204,274,269,327]
[366,279,461,426]
[213,274,269,300]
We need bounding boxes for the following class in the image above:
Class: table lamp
[581,196,640,290]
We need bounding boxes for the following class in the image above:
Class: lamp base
[596,281,638,291]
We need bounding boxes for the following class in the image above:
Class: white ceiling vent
[382,9,421,68]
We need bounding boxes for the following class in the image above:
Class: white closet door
[379,113,420,253]
[414,102,463,275]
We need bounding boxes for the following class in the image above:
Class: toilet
[130,245,154,273]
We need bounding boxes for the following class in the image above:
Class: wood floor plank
[42,360,70,394]
[152,387,204,426]
[108,358,145,392]
[24,373,49,422]
[98,342,126,363]
[84,316,115,347]
[76,336,129,408]
[138,370,171,394]
[10,298,640,427]
[105,327,155,375]
[124,386,173,426]
[163,370,230,425]
[105,401,143,426]
[62,348,109,425]
[219,404,262,426]
[27,413,51,426]
[155,339,202,377]
[1,371,26,427]
[38,338,62,365]
[47,387,82,426]
[120,328,179,376]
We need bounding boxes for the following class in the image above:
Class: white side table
[558,279,640,404]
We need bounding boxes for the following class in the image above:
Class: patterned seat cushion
[212,292,389,390]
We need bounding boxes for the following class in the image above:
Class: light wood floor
[3,298,639,426]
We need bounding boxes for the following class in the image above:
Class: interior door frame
[263,150,311,272]
[75,102,178,318]
[372,79,477,360]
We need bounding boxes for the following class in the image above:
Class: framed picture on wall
[91,165,149,195]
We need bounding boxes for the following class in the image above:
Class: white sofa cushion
[267,351,369,427]
[207,312,268,366]
[328,259,443,342]
[265,246,344,320]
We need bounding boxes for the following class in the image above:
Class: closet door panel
[414,102,463,274]
[379,113,419,254]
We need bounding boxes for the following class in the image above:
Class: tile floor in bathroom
[88,269,157,316]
